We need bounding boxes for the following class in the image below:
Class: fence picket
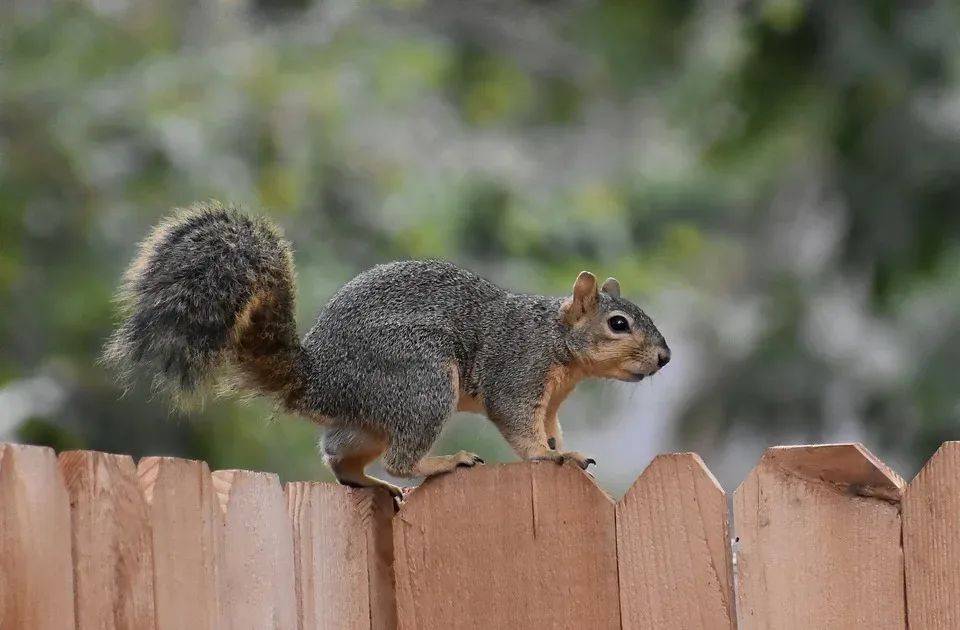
[139,456,224,630]
[733,443,905,630]
[393,462,620,630]
[59,450,157,630]
[213,469,297,630]
[0,444,76,630]
[903,441,960,628]
[285,482,396,630]
[616,453,735,630]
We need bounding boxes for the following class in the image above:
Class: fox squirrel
[103,201,671,498]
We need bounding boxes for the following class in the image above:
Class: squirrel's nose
[656,348,671,369]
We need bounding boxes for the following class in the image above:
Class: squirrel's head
[560,271,671,383]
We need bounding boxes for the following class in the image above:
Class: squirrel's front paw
[560,450,596,470]
[454,450,485,468]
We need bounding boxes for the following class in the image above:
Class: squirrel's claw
[392,486,418,512]
[454,451,485,468]
[557,451,594,470]
[569,455,595,471]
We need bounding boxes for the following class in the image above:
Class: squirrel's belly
[450,362,484,414]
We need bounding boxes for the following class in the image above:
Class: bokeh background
[4,0,960,498]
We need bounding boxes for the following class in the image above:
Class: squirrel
[103,200,671,499]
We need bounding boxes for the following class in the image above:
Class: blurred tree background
[3,0,960,497]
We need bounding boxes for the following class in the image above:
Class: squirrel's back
[323,259,505,322]
[301,259,510,402]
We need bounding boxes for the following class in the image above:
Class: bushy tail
[102,200,307,411]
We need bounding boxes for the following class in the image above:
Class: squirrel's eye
[607,315,630,333]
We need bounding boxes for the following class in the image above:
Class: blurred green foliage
[3,0,960,492]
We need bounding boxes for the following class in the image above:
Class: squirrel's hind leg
[379,397,486,479]
[379,407,485,479]
[320,426,404,499]
[377,366,485,480]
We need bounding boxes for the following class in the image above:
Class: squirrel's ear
[563,271,599,324]
[572,271,598,303]
[600,277,621,298]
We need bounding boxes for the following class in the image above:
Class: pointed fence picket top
[393,462,621,630]
[212,469,297,630]
[733,443,906,630]
[0,444,76,630]
[138,456,225,630]
[284,482,396,630]
[903,441,960,629]
[59,450,157,630]
[616,453,735,630]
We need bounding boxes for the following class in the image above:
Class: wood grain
[138,456,224,630]
[616,453,735,630]
[903,441,960,628]
[59,450,157,630]
[285,482,396,630]
[734,443,906,630]
[213,469,297,630]
[0,443,76,630]
[393,462,620,630]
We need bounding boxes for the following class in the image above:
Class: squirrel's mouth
[625,366,662,382]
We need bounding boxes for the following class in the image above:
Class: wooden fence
[0,440,958,629]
